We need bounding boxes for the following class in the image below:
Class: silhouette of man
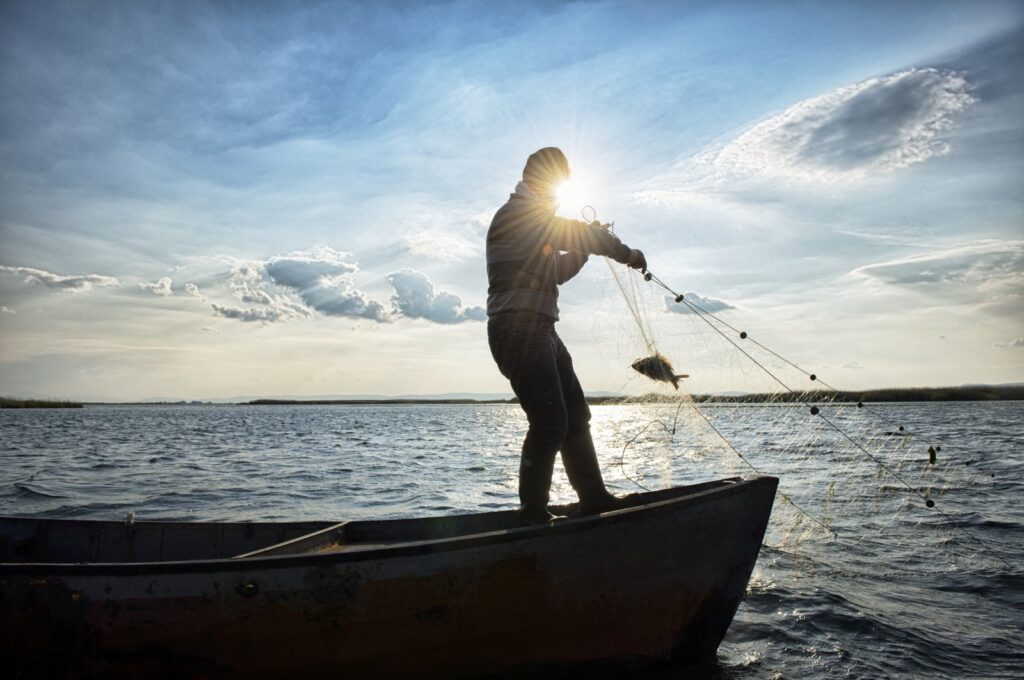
[486,147,647,524]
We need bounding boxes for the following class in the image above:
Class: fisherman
[486,147,647,524]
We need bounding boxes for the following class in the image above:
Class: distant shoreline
[0,398,83,409]
[248,385,1024,405]
[7,385,1021,408]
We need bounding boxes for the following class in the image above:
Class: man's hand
[627,248,647,273]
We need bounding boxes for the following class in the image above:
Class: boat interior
[0,478,742,565]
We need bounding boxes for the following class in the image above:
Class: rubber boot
[518,448,564,525]
[561,430,622,515]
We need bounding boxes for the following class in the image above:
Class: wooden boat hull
[0,476,777,678]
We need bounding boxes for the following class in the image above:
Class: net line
[599,261,1013,569]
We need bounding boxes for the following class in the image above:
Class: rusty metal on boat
[0,476,777,678]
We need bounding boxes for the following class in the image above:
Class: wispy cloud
[388,269,485,324]
[0,306,14,314]
[402,228,482,262]
[0,265,120,292]
[852,240,1024,319]
[852,240,1023,287]
[636,68,975,204]
[993,337,1024,349]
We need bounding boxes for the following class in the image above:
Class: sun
[554,173,590,219]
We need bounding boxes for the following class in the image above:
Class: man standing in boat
[486,147,647,524]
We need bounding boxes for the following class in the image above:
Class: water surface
[2,401,1021,678]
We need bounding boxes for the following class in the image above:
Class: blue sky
[1,0,1022,400]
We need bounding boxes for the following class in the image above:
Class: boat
[0,475,777,678]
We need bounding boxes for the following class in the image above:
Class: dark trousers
[488,311,602,510]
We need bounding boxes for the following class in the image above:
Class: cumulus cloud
[387,269,485,324]
[224,262,311,321]
[209,303,294,323]
[265,246,387,321]
[664,292,735,315]
[228,265,272,305]
[184,270,311,325]
[636,68,975,204]
[182,249,484,326]
[0,265,120,292]
[140,277,174,296]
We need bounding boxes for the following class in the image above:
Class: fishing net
[578,258,1010,573]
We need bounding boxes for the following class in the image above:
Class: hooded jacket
[486,181,632,321]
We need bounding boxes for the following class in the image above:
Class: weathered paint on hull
[0,477,777,678]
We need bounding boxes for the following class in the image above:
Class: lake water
[2,401,1021,678]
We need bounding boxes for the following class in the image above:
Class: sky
[1,0,1022,401]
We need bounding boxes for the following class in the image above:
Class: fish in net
[630,353,688,390]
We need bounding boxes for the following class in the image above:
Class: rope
[630,266,1014,570]
[648,272,919,437]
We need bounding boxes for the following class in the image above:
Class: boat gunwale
[0,476,777,576]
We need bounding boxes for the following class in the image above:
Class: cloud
[853,240,1024,318]
[228,265,272,305]
[209,303,294,324]
[140,277,173,296]
[265,246,388,321]
[184,271,312,325]
[185,280,280,323]
[635,68,975,204]
[186,252,482,326]
[387,269,485,324]
[0,306,14,314]
[852,240,1023,288]
[180,249,387,324]
[842,361,863,369]
[994,337,1024,349]
[664,292,735,315]
[0,265,120,292]
[402,228,482,262]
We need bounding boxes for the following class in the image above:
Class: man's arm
[493,199,646,271]
[545,216,645,271]
[555,251,589,284]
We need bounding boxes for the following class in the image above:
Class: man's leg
[488,316,569,523]
[553,334,619,513]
